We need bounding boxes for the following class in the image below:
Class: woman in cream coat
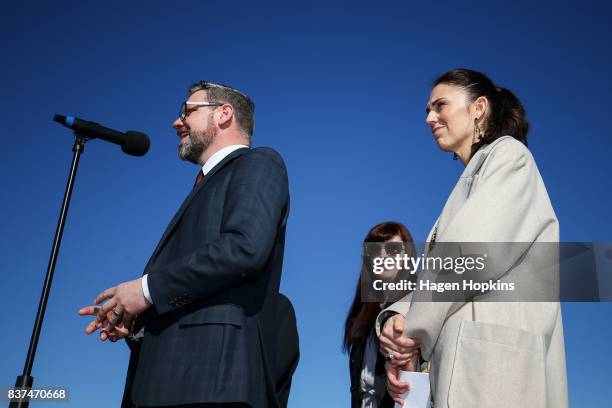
[376,69,567,408]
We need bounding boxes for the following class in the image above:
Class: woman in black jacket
[344,222,417,408]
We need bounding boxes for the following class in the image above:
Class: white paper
[393,370,431,408]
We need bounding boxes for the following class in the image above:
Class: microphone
[53,114,150,156]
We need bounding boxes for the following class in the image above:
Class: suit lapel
[144,147,249,273]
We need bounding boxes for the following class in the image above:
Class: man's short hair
[189,81,255,140]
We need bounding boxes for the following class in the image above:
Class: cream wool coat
[377,136,568,408]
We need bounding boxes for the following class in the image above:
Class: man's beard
[179,118,216,164]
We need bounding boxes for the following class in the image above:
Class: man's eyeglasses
[179,101,223,121]
[364,242,406,257]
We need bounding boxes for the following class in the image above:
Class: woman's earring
[474,118,483,141]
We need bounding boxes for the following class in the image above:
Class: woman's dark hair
[342,221,415,353]
[434,68,529,156]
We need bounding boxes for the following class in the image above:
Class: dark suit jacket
[270,293,299,408]
[123,147,296,407]
[349,333,394,408]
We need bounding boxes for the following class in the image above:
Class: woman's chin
[434,140,454,152]
[434,135,462,153]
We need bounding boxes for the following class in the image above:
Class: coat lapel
[434,136,513,240]
[144,147,249,273]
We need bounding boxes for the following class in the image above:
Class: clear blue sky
[2,1,611,406]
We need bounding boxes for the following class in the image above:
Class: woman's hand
[385,351,420,405]
[386,361,410,405]
[379,314,420,367]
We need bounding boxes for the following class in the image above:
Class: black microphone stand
[9,133,88,408]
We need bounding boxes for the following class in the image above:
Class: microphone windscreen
[53,114,67,124]
[122,131,150,157]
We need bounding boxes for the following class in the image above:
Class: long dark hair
[434,68,529,157]
[342,221,415,353]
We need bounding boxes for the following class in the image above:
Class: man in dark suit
[80,81,299,407]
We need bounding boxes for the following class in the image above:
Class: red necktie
[194,170,205,188]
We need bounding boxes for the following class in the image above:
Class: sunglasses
[364,242,406,257]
